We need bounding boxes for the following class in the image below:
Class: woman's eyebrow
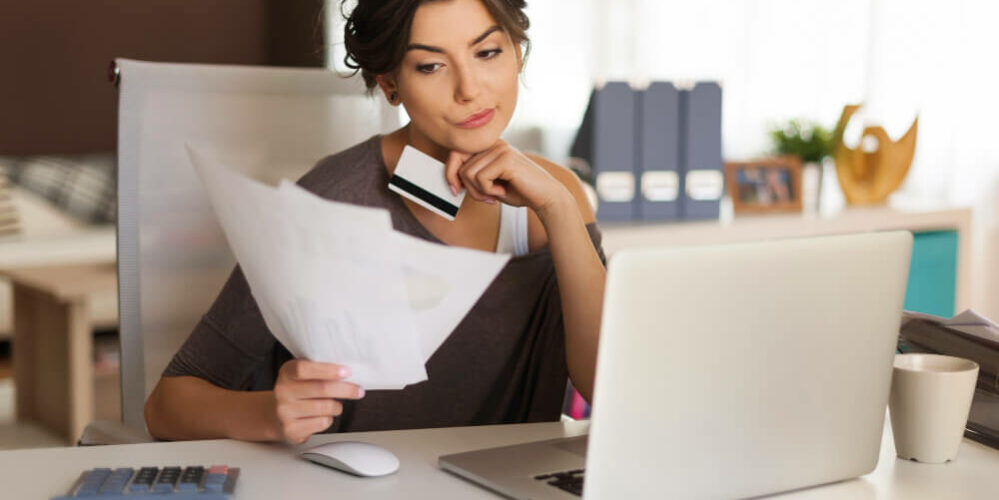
[407,25,502,54]
[471,25,502,45]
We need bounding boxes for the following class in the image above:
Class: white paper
[943,309,999,343]
[902,308,999,344]
[942,309,999,328]
[900,310,945,327]
[186,145,510,390]
[393,231,509,358]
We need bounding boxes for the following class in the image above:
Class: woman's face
[387,0,521,154]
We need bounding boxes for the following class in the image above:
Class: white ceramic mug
[889,353,979,463]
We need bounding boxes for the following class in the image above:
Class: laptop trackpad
[553,436,588,457]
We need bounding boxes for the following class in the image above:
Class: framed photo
[724,157,803,214]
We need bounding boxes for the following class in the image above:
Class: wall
[0,0,326,155]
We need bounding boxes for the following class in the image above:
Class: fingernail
[358,388,366,398]
[339,366,351,378]
[450,185,458,196]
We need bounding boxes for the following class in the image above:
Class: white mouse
[301,441,400,477]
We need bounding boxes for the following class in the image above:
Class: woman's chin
[448,129,504,154]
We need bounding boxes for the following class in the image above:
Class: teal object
[904,231,958,317]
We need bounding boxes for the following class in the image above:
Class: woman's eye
[478,48,503,60]
[417,63,442,74]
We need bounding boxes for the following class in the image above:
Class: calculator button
[153,466,181,492]
[207,465,229,475]
[177,466,205,492]
[109,467,134,478]
[128,467,159,493]
[60,465,237,499]
[203,472,227,493]
[96,467,133,495]
[76,468,111,496]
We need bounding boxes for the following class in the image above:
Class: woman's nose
[453,64,482,102]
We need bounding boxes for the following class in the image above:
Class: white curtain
[519,0,999,317]
[326,0,999,315]
[517,0,999,178]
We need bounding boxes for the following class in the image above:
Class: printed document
[187,145,510,390]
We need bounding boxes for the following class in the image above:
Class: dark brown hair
[341,0,530,92]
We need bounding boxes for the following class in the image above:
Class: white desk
[0,420,996,499]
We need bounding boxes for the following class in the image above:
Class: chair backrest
[116,59,399,430]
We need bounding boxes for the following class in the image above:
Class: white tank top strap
[496,203,530,256]
[512,204,530,256]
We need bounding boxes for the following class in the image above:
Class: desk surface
[0,227,116,271]
[0,262,117,300]
[599,205,972,254]
[0,419,996,499]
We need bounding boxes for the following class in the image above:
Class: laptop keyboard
[534,469,585,497]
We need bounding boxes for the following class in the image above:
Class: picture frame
[724,157,803,214]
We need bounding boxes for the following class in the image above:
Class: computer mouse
[301,441,400,477]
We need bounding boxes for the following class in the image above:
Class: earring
[389,91,398,103]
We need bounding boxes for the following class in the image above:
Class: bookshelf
[600,204,972,318]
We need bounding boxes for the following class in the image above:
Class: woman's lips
[457,108,495,129]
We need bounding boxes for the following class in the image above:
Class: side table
[2,263,117,444]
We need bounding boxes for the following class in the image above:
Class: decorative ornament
[833,104,918,205]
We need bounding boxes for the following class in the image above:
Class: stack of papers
[186,145,510,390]
[903,309,999,344]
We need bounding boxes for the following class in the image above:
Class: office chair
[82,59,399,444]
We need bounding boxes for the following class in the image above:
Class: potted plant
[768,119,834,211]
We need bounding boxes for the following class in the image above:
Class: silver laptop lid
[585,231,912,499]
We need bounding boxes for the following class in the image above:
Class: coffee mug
[888,353,979,463]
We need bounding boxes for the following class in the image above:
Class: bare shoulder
[525,153,596,223]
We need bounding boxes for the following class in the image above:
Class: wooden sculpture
[833,104,918,204]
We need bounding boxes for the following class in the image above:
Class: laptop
[440,231,912,499]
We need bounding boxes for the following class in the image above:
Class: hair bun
[340,0,530,92]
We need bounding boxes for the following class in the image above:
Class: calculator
[51,465,239,500]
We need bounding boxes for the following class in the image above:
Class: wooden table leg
[12,283,94,444]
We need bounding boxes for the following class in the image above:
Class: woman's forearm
[537,194,606,403]
[145,376,280,442]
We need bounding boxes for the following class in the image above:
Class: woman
[144,0,606,444]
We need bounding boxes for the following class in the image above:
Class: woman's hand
[272,360,365,444]
[444,139,571,217]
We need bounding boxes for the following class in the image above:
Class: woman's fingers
[459,146,508,203]
[274,360,363,444]
[283,416,335,444]
[473,159,511,199]
[459,168,493,203]
[289,398,344,419]
[276,396,340,421]
[300,416,334,435]
[281,360,351,382]
[291,380,365,400]
[448,142,509,203]
[445,150,470,195]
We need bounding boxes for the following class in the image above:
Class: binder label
[596,172,636,202]
[685,170,724,201]
[641,171,679,202]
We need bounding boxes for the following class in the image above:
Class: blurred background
[0,0,997,448]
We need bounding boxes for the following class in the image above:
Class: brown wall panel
[269,0,328,68]
[0,0,326,155]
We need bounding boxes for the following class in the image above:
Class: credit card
[388,145,466,221]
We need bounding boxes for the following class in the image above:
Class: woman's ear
[375,75,401,106]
